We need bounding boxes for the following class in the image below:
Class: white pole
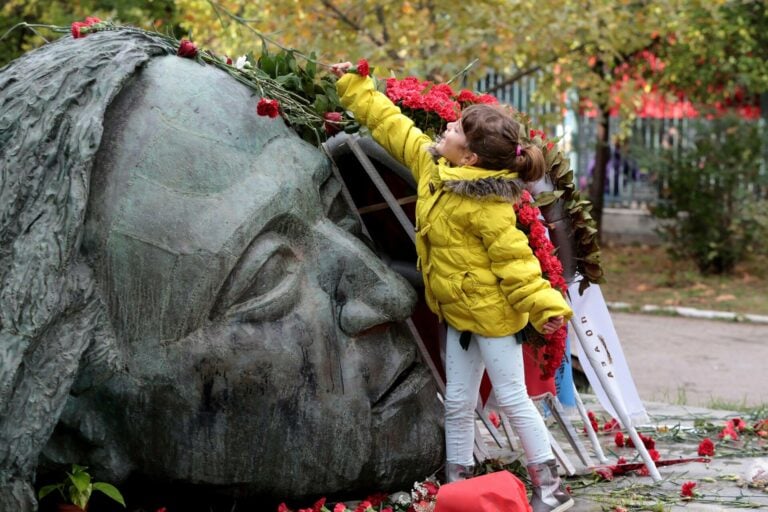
[569,316,662,481]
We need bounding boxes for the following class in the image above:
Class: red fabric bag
[434,471,532,512]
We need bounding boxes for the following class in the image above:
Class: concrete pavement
[609,311,768,408]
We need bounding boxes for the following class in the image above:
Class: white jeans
[444,324,553,466]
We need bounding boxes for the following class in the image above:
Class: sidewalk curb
[606,301,768,324]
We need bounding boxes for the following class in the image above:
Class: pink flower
[488,410,501,428]
[177,39,198,59]
[681,481,696,498]
[698,437,715,456]
[355,58,370,77]
[257,98,280,118]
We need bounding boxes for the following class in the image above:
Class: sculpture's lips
[371,363,433,411]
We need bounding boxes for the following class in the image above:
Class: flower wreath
[515,190,569,379]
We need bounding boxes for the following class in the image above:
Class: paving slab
[482,395,768,511]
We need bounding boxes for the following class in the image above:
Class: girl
[332,63,574,512]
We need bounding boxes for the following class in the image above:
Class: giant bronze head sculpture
[0,29,443,510]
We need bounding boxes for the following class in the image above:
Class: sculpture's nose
[314,221,416,336]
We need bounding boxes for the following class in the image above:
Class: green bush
[651,114,768,274]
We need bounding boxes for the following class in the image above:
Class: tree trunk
[588,106,611,240]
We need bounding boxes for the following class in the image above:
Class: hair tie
[515,144,522,157]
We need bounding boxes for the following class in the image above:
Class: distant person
[586,139,639,196]
[332,61,574,512]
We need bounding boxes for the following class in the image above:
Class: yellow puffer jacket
[337,73,572,337]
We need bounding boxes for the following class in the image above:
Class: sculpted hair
[0,29,173,507]
[460,104,546,182]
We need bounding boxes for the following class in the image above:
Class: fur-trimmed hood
[438,165,524,202]
[443,176,524,202]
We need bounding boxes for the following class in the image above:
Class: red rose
[680,481,696,498]
[323,111,343,136]
[257,98,280,118]
[355,58,370,77]
[698,437,715,456]
[546,141,555,151]
[177,39,198,59]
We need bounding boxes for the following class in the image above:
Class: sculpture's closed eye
[213,232,301,322]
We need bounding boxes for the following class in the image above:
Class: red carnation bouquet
[383,77,497,137]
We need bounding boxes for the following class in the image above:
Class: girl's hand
[330,62,353,77]
[542,316,565,335]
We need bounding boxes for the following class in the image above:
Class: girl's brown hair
[460,104,545,182]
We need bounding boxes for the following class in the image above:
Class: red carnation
[698,437,715,456]
[615,431,625,447]
[423,481,439,497]
[333,505,347,512]
[312,497,326,512]
[71,16,102,39]
[177,39,198,59]
[257,98,280,118]
[323,111,343,136]
[71,22,87,38]
[476,93,498,105]
[355,58,370,77]
[277,503,290,512]
[457,89,477,103]
[488,410,501,428]
[680,481,696,498]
